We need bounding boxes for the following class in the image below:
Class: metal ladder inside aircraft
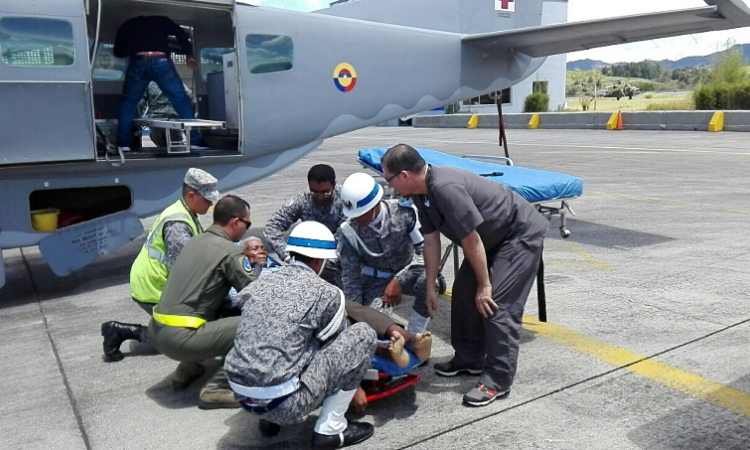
[132,118,227,154]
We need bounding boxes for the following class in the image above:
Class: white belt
[228,376,300,400]
[362,266,393,279]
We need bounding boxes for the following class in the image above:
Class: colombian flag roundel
[333,63,357,92]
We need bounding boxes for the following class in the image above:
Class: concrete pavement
[1,127,749,450]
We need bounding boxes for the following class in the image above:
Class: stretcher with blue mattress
[358,147,583,238]
[357,146,585,323]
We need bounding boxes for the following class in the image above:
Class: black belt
[239,393,291,416]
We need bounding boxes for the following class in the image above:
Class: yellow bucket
[31,208,60,232]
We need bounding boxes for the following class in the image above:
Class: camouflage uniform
[263,186,346,287]
[163,218,197,271]
[225,263,376,426]
[337,200,428,318]
[138,81,197,147]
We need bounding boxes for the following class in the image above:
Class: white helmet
[341,172,383,218]
[285,221,338,260]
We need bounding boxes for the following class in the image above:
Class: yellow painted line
[523,315,750,418]
[439,287,453,301]
[562,243,615,271]
[439,290,750,417]
[546,260,606,270]
[590,191,750,215]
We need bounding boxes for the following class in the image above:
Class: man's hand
[383,278,403,306]
[186,56,199,71]
[426,288,439,319]
[475,284,498,318]
[349,386,368,413]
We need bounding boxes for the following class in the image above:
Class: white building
[461,0,568,114]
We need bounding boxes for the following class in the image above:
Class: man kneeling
[225,221,376,448]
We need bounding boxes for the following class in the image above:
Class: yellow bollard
[606,111,619,130]
[708,111,724,132]
[528,113,539,129]
[467,115,479,129]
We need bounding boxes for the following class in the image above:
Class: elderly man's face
[244,239,267,265]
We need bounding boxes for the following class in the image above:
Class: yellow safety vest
[130,199,202,303]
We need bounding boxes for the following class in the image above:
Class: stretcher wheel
[436,275,447,294]
[560,227,571,238]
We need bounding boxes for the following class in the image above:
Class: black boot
[259,419,281,437]
[312,422,374,448]
[101,321,144,362]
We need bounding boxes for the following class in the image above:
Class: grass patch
[645,100,694,110]
[564,91,693,111]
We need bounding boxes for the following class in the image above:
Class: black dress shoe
[312,422,374,448]
[258,419,281,437]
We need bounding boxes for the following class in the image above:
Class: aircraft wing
[462,0,750,58]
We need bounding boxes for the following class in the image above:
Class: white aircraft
[1,0,749,288]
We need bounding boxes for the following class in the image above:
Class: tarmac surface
[2,127,749,450]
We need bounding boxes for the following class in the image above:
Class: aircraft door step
[132,119,226,154]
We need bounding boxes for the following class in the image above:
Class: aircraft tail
[316,0,549,35]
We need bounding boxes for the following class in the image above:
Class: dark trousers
[133,298,155,316]
[451,238,543,391]
[345,300,396,338]
[117,57,200,146]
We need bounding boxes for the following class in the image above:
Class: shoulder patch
[241,255,253,273]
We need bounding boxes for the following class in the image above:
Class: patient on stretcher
[235,237,432,367]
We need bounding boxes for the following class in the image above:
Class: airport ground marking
[523,315,750,418]
[590,191,750,215]
[438,289,750,418]
[561,242,615,271]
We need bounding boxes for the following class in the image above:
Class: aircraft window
[200,48,235,81]
[0,18,75,67]
[92,43,127,81]
[245,34,293,74]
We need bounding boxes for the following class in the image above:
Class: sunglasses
[310,189,333,197]
[232,216,252,230]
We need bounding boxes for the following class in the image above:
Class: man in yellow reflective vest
[149,195,255,409]
[100,168,219,388]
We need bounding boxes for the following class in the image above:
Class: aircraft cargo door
[0,0,95,165]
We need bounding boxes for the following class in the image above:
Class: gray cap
[184,168,220,203]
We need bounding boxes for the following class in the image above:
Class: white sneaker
[117,146,131,152]
[190,141,208,150]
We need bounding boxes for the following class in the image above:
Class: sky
[240,0,750,64]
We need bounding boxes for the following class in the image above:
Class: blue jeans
[117,57,201,147]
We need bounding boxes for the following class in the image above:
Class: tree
[569,69,603,111]
[693,40,750,110]
[707,40,749,86]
